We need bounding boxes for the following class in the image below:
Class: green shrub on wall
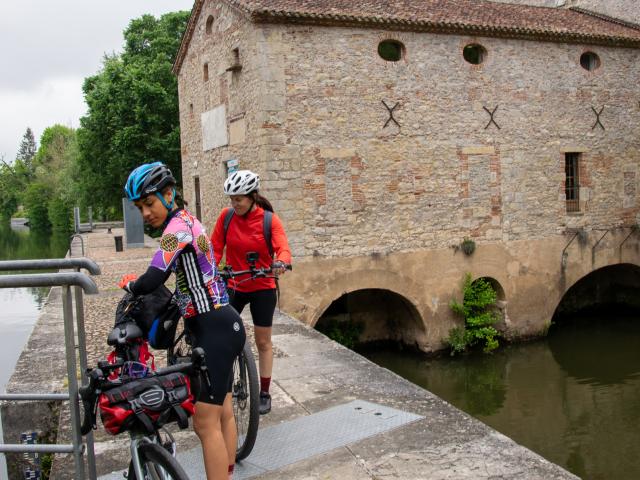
[448,273,500,355]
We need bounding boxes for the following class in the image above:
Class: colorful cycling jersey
[150,209,228,318]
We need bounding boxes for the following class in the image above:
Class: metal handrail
[0,394,69,401]
[0,266,99,479]
[0,257,100,275]
[0,272,98,293]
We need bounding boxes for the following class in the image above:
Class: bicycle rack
[0,257,100,480]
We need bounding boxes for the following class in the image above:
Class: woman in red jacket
[211,170,292,415]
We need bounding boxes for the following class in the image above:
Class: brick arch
[309,268,424,330]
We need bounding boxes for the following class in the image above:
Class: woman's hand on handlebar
[271,260,291,276]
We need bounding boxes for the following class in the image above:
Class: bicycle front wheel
[233,341,259,461]
[128,442,189,480]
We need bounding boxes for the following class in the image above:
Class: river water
[0,224,68,392]
[360,313,640,480]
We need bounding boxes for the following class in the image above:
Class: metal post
[74,207,81,234]
[88,207,93,232]
[74,269,96,480]
[62,285,85,479]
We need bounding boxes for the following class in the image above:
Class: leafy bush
[448,273,500,355]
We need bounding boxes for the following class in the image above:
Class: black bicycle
[79,317,209,480]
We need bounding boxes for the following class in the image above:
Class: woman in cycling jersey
[211,170,292,415]
[118,162,243,480]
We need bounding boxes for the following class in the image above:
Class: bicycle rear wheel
[127,442,188,480]
[233,341,259,461]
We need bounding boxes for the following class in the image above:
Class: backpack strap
[222,207,235,247]
[263,210,274,259]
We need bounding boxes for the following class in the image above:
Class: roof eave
[250,11,640,49]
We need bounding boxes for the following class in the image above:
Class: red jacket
[211,206,292,292]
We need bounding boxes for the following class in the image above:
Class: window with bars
[565,153,580,212]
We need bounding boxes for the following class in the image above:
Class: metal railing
[0,257,100,480]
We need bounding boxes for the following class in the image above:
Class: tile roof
[174,0,640,73]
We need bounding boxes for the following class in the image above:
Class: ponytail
[252,191,273,212]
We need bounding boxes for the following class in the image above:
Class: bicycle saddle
[107,322,144,346]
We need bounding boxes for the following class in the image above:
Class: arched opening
[205,15,214,34]
[478,276,509,332]
[549,263,640,385]
[553,263,640,323]
[315,289,423,350]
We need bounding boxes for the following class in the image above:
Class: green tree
[448,274,500,355]
[77,11,189,218]
[16,127,37,178]
[0,159,19,221]
[22,125,79,231]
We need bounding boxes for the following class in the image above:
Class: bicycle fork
[129,434,177,480]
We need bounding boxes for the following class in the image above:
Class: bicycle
[79,297,210,480]
[219,252,292,460]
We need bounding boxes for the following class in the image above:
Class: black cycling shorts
[228,288,277,328]
[185,305,245,405]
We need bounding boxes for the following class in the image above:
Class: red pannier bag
[99,372,196,435]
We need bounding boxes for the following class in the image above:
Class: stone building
[173,0,640,352]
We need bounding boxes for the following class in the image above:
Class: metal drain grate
[98,400,422,480]
[182,400,423,479]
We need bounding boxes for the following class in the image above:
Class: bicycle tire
[127,442,189,480]
[233,341,259,461]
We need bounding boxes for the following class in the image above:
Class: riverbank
[6,228,578,479]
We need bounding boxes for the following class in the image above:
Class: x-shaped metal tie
[382,100,400,128]
[591,106,605,130]
[483,105,500,130]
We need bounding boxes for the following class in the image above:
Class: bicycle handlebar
[219,263,292,281]
[79,347,207,435]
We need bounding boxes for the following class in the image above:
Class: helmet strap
[156,188,176,211]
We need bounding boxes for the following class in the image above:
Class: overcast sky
[0,0,194,163]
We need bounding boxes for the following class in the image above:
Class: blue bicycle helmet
[125,162,176,209]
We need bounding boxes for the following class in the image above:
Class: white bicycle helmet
[224,170,260,195]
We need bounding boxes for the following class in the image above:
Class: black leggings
[228,289,277,327]
[186,305,245,405]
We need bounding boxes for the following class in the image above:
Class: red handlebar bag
[99,372,195,435]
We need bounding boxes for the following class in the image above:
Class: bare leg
[220,393,237,467]
[193,401,229,480]
[254,326,273,379]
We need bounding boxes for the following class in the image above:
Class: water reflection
[0,223,68,391]
[361,314,640,480]
[549,315,640,386]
